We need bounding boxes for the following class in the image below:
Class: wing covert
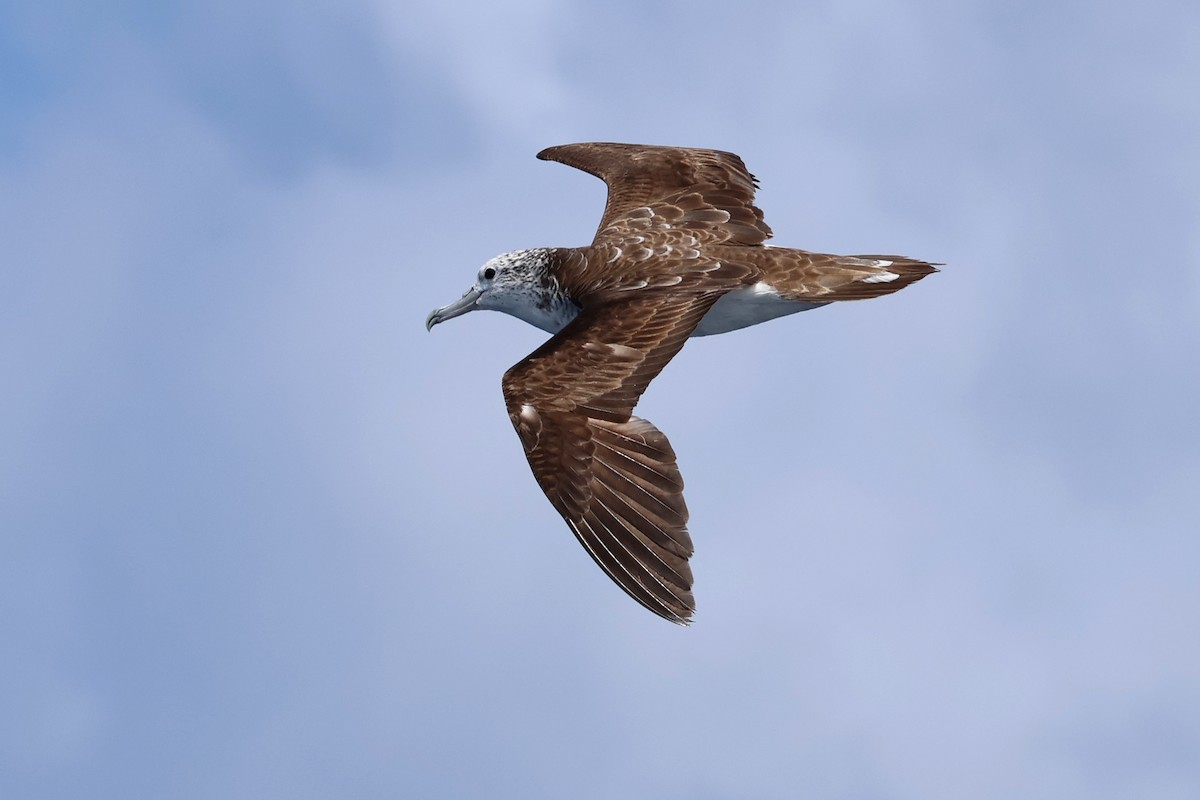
[538,142,773,249]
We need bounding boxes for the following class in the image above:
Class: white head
[426,248,579,334]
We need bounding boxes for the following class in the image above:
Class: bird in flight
[426,142,937,624]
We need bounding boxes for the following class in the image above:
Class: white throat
[500,293,580,334]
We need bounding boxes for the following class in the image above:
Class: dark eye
[483,267,496,280]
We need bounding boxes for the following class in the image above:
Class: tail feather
[716,245,939,302]
[753,248,940,301]
[810,254,940,301]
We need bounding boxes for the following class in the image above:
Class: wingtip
[649,602,694,626]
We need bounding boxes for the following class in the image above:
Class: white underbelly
[692,282,826,336]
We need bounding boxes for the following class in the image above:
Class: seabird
[426,142,937,624]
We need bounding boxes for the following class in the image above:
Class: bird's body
[427,142,938,623]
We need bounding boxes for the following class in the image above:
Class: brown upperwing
[501,290,722,623]
[537,142,773,250]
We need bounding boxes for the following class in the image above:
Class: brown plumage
[427,142,939,623]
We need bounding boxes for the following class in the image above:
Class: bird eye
[482,267,496,280]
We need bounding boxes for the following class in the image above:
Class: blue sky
[3,1,1199,797]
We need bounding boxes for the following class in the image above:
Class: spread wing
[538,142,773,251]
[501,291,721,623]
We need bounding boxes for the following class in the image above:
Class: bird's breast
[691,282,827,337]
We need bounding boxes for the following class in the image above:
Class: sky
[3,1,1199,797]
